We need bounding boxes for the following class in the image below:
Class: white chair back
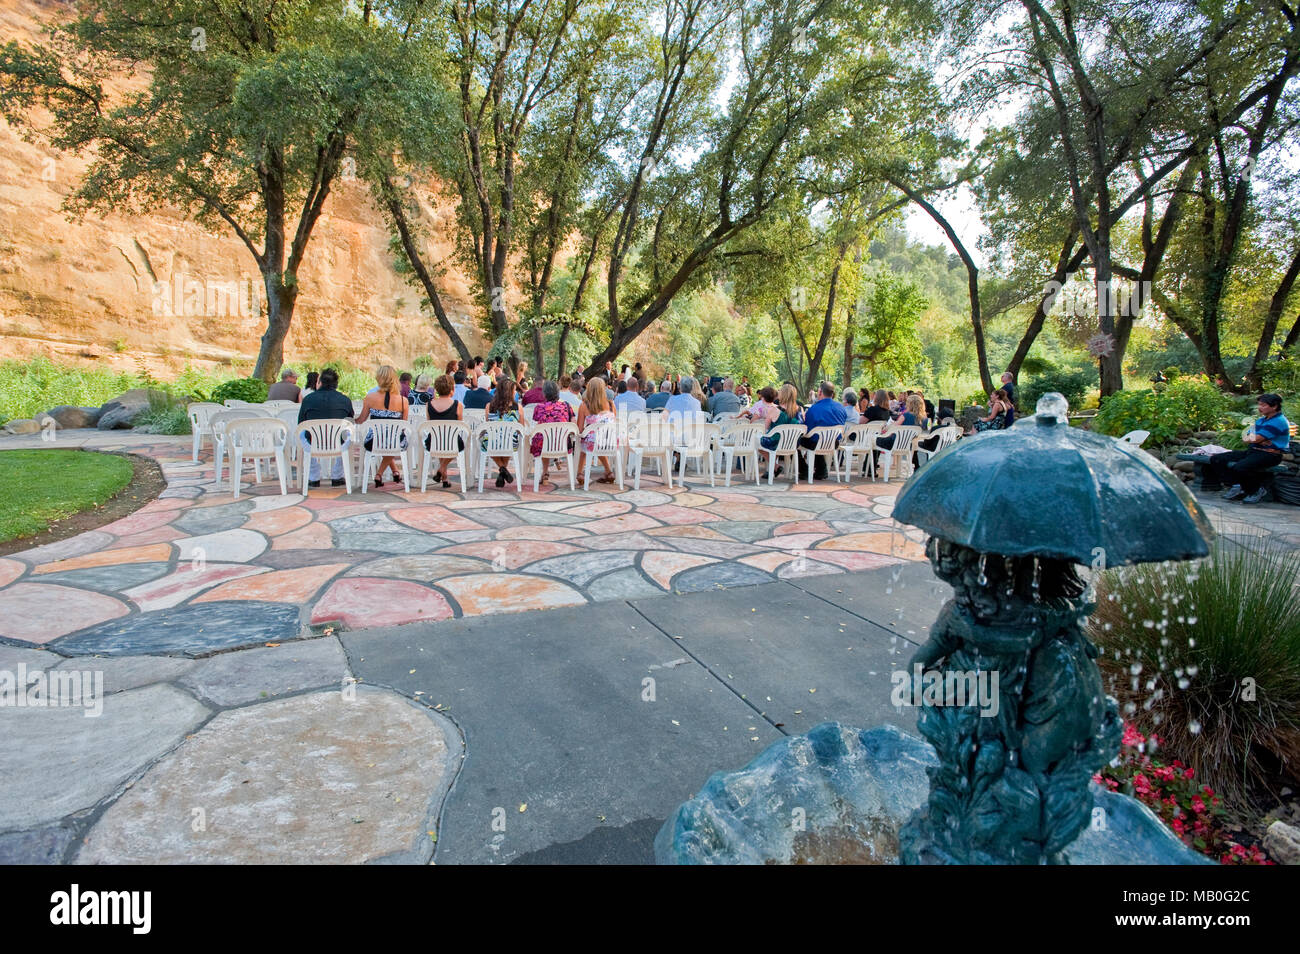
[223,399,257,408]
[583,418,623,454]
[210,408,262,435]
[633,414,674,451]
[264,400,299,412]
[420,420,469,456]
[365,419,411,455]
[724,422,765,451]
[521,403,537,425]
[531,421,578,456]
[188,402,222,433]
[464,407,487,428]
[226,418,288,455]
[843,421,883,447]
[479,419,524,455]
[767,423,806,453]
[298,419,354,454]
[1120,429,1150,447]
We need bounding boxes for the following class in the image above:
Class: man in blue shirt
[799,381,847,480]
[614,378,647,414]
[452,370,468,403]
[646,380,672,410]
[1211,393,1291,504]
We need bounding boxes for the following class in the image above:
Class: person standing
[1000,372,1017,409]
[1212,394,1291,504]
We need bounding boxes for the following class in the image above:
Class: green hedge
[209,378,269,404]
[1092,378,1231,445]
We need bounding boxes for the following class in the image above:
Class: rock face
[0,1,488,377]
[1264,820,1300,865]
[655,722,1211,865]
[44,405,102,429]
[96,388,169,429]
[1,418,41,434]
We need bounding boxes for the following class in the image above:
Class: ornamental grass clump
[1090,540,1300,814]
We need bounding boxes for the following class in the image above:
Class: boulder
[1173,460,1196,473]
[1264,820,1300,865]
[45,405,102,429]
[97,388,169,430]
[1193,430,1221,441]
[2,418,42,435]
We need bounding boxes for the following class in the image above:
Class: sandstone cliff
[0,0,488,378]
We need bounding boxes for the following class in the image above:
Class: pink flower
[1133,773,1152,796]
[1122,723,1145,748]
[1191,796,1206,814]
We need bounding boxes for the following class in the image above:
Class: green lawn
[0,449,134,543]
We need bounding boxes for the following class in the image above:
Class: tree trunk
[843,320,854,389]
[1245,246,1300,390]
[386,195,472,364]
[253,274,298,383]
[802,259,840,394]
[1007,241,1088,378]
[531,325,545,380]
[557,324,570,376]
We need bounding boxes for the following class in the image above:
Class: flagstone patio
[0,430,927,656]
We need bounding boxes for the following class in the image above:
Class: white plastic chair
[360,419,413,493]
[915,425,960,468]
[674,421,720,487]
[581,418,626,490]
[718,422,765,487]
[878,425,922,482]
[1120,429,1150,447]
[629,414,675,490]
[275,407,302,482]
[187,402,222,462]
[759,424,805,486]
[529,422,578,491]
[521,403,537,425]
[210,409,264,488]
[803,426,845,483]
[223,399,258,408]
[417,420,468,493]
[264,400,299,412]
[840,421,884,481]
[226,418,289,499]
[476,419,526,492]
[297,419,355,493]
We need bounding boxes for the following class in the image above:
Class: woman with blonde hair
[357,364,409,487]
[576,377,619,484]
[758,383,804,479]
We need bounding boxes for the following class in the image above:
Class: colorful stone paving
[0,431,927,656]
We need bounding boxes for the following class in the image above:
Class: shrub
[1020,366,1094,412]
[209,377,268,404]
[132,395,192,435]
[1095,724,1270,864]
[1260,347,1300,394]
[1092,377,1230,445]
[1090,541,1300,813]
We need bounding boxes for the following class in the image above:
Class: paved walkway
[5,430,1300,864]
[0,430,925,655]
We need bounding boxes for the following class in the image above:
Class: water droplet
[1177,678,1190,689]
[1189,720,1202,735]
[1186,617,1197,626]
[1129,663,1143,675]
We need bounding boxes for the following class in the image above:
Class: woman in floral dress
[529,380,574,486]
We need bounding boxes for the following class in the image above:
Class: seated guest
[1211,393,1291,504]
[863,389,892,423]
[842,388,861,424]
[452,370,468,403]
[875,393,922,454]
[423,374,464,488]
[742,386,778,425]
[268,367,301,402]
[559,373,583,411]
[399,372,413,399]
[577,378,620,484]
[665,375,703,417]
[799,381,847,480]
[299,370,318,402]
[706,380,742,417]
[356,365,409,487]
[463,374,493,410]
[522,375,546,406]
[758,383,804,478]
[971,389,1014,433]
[615,377,647,414]
[646,380,672,410]
[482,379,522,488]
[529,380,575,486]
[296,368,352,487]
[410,373,435,405]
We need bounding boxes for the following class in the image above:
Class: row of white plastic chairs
[188,401,962,497]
